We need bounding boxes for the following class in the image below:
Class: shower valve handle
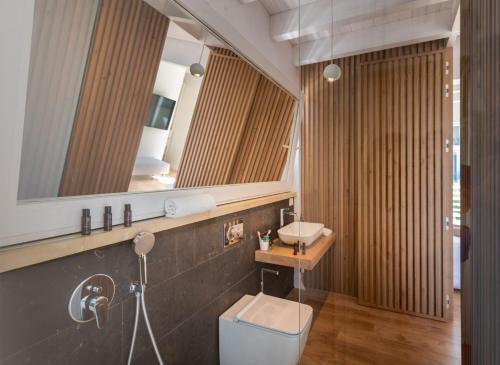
[89,296,109,329]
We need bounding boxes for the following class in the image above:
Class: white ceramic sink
[278,222,325,247]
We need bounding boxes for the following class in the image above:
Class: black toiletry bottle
[104,206,112,231]
[81,209,91,235]
[124,204,132,227]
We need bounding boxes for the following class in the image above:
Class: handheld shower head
[133,232,155,286]
[133,232,155,256]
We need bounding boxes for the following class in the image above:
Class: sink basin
[278,222,324,247]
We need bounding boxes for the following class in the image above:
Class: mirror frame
[0,0,298,247]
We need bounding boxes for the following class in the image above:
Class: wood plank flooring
[289,289,461,365]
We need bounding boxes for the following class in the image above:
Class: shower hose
[127,284,164,365]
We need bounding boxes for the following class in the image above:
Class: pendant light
[190,40,205,78]
[323,0,341,82]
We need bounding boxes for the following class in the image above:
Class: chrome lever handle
[89,296,109,329]
[70,274,115,329]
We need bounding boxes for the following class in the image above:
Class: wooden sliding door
[357,48,453,320]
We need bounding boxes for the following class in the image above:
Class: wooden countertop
[255,232,336,270]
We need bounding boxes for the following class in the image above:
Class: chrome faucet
[80,285,109,329]
[280,207,296,227]
[261,268,279,294]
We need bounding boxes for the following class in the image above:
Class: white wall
[146,0,300,98]
[165,72,203,170]
[136,60,186,160]
[136,127,169,160]
[153,60,186,100]
[162,37,208,68]
[17,0,99,200]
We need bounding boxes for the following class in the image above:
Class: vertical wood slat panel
[302,55,358,296]
[175,50,261,188]
[59,0,168,196]
[302,40,453,320]
[176,49,296,188]
[229,77,296,183]
[357,47,452,320]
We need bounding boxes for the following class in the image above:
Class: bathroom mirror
[17,0,297,201]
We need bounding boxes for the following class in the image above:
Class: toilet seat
[235,292,313,336]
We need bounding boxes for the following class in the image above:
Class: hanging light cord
[298,0,301,67]
[199,38,204,63]
[330,0,334,64]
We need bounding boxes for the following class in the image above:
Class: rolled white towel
[322,228,333,236]
[165,194,216,218]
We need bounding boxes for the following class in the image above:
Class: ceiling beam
[271,0,450,42]
[294,8,452,65]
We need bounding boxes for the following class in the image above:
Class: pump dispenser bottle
[81,209,91,235]
[124,204,132,227]
[104,206,112,231]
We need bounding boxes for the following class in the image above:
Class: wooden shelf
[0,192,295,273]
[255,232,336,270]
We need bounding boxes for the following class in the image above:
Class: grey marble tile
[193,340,218,365]
[0,200,292,365]
[257,263,294,297]
[0,242,135,359]
[133,270,260,365]
[1,304,122,365]
[147,226,197,287]
[194,218,224,265]
[174,228,196,274]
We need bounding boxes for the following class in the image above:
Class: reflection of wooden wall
[59,0,168,196]
[175,50,261,188]
[230,77,296,183]
[176,50,296,188]
[302,40,453,322]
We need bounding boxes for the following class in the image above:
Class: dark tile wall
[0,200,293,365]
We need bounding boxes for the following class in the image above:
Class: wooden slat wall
[302,56,358,295]
[461,0,500,362]
[302,40,453,321]
[176,50,296,188]
[59,0,168,196]
[175,50,261,188]
[229,76,296,183]
[357,46,453,320]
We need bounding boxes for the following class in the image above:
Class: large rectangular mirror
[17,0,297,201]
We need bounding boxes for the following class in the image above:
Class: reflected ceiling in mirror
[17,0,297,200]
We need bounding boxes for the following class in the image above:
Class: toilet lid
[235,293,313,335]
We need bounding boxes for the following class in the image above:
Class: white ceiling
[241,0,460,65]
[246,0,317,15]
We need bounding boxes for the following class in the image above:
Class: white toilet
[219,292,313,365]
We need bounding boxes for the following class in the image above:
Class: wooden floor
[289,289,461,365]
